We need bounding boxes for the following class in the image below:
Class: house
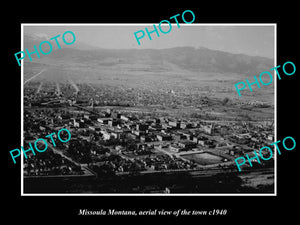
[110,132,118,139]
[169,121,180,128]
[173,133,183,141]
[73,120,80,128]
[203,124,213,135]
[180,122,192,129]
[101,130,111,140]
[198,140,205,146]
[192,135,208,144]
[140,135,152,142]
[267,134,274,141]
[97,118,110,124]
[180,122,187,129]
[89,126,95,131]
[156,133,172,141]
[169,144,182,153]
[150,124,162,131]
[180,131,193,141]
[121,115,129,121]
[127,133,138,140]
[39,126,46,131]
[108,119,120,127]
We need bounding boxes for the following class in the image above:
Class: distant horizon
[23,24,275,59]
[81,46,274,60]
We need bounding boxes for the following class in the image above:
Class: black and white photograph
[21,24,276,195]
[4,5,298,224]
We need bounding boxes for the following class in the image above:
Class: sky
[23,24,275,59]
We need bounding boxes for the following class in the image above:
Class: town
[23,79,274,193]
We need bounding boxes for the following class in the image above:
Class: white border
[21,23,24,194]
[274,24,277,196]
[21,23,277,196]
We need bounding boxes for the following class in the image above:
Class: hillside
[23,34,275,104]
[29,47,273,76]
[23,33,273,77]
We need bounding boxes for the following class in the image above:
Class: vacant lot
[182,153,224,165]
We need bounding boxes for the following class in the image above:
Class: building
[121,115,129,121]
[127,133,138,140]
[89,126,100,132]
[108,119,120,127]
[180,131,193,141]
[169,144,182,153]
[39,126,46,131]
[140,135,152,142]
[97,118,110,124]
[111,111,121,119]
[136,124,149,131]
[157,133,172,141]
[150,124,162,131]
[192,135,208,145]
[101,130,111,140]
[169,121,180,128]
[173,133,183,141]
[73,119,80,128]
[111,132,118,139]
[178,141,197,150]
[203,124,213,135]
[179,122,192,129]
[233,133,251,139]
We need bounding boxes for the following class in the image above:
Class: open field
[182,153,224,165]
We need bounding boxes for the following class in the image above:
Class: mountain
[23,34,274,77]
[48,47,273,75]
[24,33,97,51]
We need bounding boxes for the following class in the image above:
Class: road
[26,136,95,177]
[36,82,43,94]
[56,82,61,95]
[46,144,95,177]
[24,69,47,84]
[67,75,80,93]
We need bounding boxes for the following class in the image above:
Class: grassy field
[182,153,224,166]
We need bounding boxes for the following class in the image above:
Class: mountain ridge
[24,34,274,76]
